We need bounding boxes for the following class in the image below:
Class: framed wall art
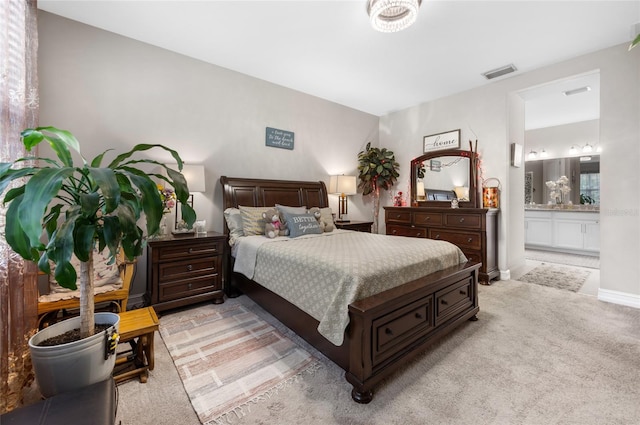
[423,129,460,153]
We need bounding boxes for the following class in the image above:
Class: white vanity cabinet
[525,209,599,255]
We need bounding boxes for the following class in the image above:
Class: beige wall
[381,44,640,305]
[38,12,379,299]
[39,11,640,306]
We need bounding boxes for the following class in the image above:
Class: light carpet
[116,282,640,425]
[159,300,318,425]
[518,263,590,292]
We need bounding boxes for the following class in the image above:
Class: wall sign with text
[423,129,460,153]
[266,127,294,150]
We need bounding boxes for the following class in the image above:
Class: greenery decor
[356,142,400,195]
[357,142,400,233]
[0,126,196,339]
[630,33,640,51]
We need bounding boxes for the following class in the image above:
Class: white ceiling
[39,0,639,127]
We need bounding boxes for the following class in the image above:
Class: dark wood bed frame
[220,176,481,403]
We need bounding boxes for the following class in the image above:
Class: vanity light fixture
[582,143,593,153]
[366,0,422,33]
[569,146,578,155]
[540,149,548,158]
[527,150,537,160]
[563,86,591,96]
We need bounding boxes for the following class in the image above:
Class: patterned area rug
[517,264,591,292]
[159,299,318,425]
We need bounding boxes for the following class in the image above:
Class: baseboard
[499,269,511,281]
[597,288,640,309]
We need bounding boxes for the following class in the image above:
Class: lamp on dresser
[329,175,357,223]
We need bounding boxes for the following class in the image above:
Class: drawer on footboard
[435,276,474,326]
[387,225,427,238]
[372,296,434,366]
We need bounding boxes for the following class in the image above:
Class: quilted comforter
[233,230,467,346]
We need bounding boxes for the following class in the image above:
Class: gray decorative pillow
[276,204,307,233]
[282,212,323,238]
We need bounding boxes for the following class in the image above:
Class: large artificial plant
[0,126,196,339]
[357,142,400,233]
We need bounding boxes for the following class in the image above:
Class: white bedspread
[233,230,467,346]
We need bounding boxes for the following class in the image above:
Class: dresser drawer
[429,229,481,250]
[158,257,220,282]
[157,240,223,261]
[158,275,218,302]
[461,250,482,265]
[386,210,411,224]
[372,296,434,366]
[387,225,427,238]
[413,212,443,226]
[435,276,474,326]
[444,213,482,229]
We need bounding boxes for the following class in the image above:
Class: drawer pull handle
[459,218,465,223]
[435,234,440,239]
[441,300,448,305]
[416,232,422,237]
[392,230,397,235]
[188,283,193,290]
[468,238,473,243]
[189,248,193,253]
[187,265,193,271]
[459,290,467,296]
[385,328,393,336]
[415,312,423,319]
[395,214,401,218]
[424,217,430,221]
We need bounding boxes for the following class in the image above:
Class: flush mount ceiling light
[367,0,422,33]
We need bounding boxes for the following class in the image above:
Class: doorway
[514,72,601,296]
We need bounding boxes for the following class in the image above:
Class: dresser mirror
[410,149,478,208]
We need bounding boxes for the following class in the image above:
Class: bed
[220,176,481,403]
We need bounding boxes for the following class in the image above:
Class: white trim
[499,269,511,281]
[597,288,640,309]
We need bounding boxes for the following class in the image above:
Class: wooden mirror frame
[410,149,479,208]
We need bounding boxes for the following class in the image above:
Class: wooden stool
[113,307,159,384]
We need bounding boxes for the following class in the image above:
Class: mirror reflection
[525,155,600,206]
[411,150,477,208]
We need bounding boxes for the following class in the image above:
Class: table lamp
[329,175,357,222]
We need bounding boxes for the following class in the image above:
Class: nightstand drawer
[387,225,427,238]
[444,214,482,229]
[414,212,442,226]
[157,240,223,261]
[158,275,218,302]
[158,257,220,282]
[429,229,481,250]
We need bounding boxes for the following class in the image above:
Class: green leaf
[102,215,122,256]
[5,196,36,260]
[80,192,100,217]
[630,33,640,50]
[166,167,190,204]
[88,167,120,213]
[18,167,74,248]
[73,222,96,262]
[107,143,183,170]
[123,171,163,236]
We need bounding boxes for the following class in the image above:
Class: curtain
[0,0,39,413]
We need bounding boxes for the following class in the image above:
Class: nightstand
[334,220,373,233]
[146,231,225,312]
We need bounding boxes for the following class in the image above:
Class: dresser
[384,207,499,283]
[146,232,225,312]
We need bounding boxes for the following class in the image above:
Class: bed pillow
[282,212,323,238]
[239,205,271,236]
[276,204,307,232]
[223,207,245,245]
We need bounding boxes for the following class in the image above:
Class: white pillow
[223,207,244,246]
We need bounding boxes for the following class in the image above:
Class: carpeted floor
[115,280,640,425]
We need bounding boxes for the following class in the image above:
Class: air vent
[481,64,517,80]
[563,86,591,96]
